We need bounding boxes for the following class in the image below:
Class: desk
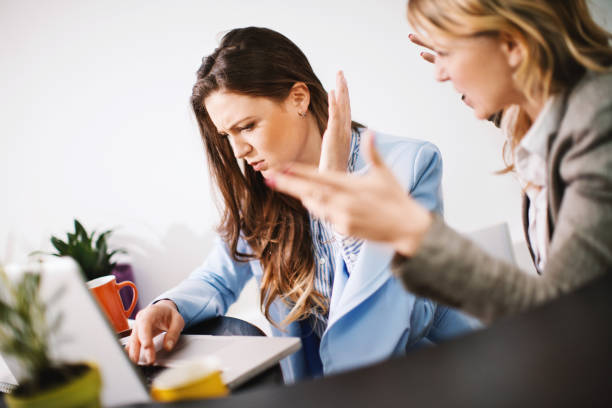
[3,275,612,407]
[126,273,612,408]
[0,316,282,407]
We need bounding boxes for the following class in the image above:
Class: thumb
[363,130,384,168]
[163,312,184,351]
[327,90,337,126]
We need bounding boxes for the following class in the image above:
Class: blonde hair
[407,0,612,170]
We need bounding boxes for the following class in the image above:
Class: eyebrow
[219,116,256,134]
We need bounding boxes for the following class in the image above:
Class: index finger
[128,325,142,363]
[273,162,354,191]
[408,33,434,51]
[138,319,156,364]
[336,71,351,123]
[270,169,357,209]
[420,52,435,64]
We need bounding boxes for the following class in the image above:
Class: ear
[500,32,525,70]
[286,82,311,114]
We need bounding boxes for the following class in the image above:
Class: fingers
[138,315,157,365]
[128,325,142,363]
[319,70,353,172]
[273,162,353,191]
[127,302,182,365]
[163,312,184,352]
[327,89,337,127]
[270,168,333,203]
[328,71,350,127]
[408,33,433,50]
[336,71,351,127]
[267,167,349,216]
[409,34,436,64]
[270,171,350,227]
[420,52,436,64]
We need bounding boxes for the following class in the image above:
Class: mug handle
[116,280,139,318]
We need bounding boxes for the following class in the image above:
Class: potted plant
[45,219,139,317]
[0,265,102,408]
[48,219,125,281]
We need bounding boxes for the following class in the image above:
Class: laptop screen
[3,258,150,406]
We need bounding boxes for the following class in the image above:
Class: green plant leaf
[50,236,69,255]
[72,243,99,280]
[95,230,112,250]
[74,219,86,236]
[37,220,128,281]
[0,299,17,324]
[74,220,92,247]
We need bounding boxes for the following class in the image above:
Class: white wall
[1,0,611,328]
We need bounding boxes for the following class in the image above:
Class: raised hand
[268,131,432,257]
[318,70,353,172]
[409,33,436,64]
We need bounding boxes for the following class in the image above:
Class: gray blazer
[392,71,612,323]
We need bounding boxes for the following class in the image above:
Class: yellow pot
[4,363,102,408]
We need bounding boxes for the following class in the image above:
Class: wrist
[392,206,433,257]
[318,152,349,173]
[156,299,179,313]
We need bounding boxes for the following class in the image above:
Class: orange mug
[87,275,138,333]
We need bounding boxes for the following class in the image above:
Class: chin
[474,107,494,121]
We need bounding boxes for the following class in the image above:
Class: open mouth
[250,160,266,171]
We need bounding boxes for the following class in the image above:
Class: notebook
[1,258,301,406]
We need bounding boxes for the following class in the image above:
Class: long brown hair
[191,27,361,327]
[406,0,612,171]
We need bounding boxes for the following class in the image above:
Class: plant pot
[3,363,102,408]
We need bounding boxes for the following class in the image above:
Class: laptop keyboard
[138,365,167,388]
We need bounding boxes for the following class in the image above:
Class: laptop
[1,258,301,406]
[0,355,17,394]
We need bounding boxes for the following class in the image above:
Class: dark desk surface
[132,273,612,408]
[3,274,612,407]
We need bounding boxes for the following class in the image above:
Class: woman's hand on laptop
[127,299,185,365]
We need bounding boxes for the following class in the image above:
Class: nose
[229,135,252,159]
[434,59,450,82]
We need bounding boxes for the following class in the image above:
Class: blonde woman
[270,0,612,323]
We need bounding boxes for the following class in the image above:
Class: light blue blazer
[156,131,479,383]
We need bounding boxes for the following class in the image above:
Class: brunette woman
[127,27,478,383]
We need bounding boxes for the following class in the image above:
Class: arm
[268,119,611,323]
[155,235,254,326]
[128,236,254,363]
[393,107,612,322]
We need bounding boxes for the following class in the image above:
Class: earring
[298,111,307,118]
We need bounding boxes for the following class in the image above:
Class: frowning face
[204,86,320,178]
